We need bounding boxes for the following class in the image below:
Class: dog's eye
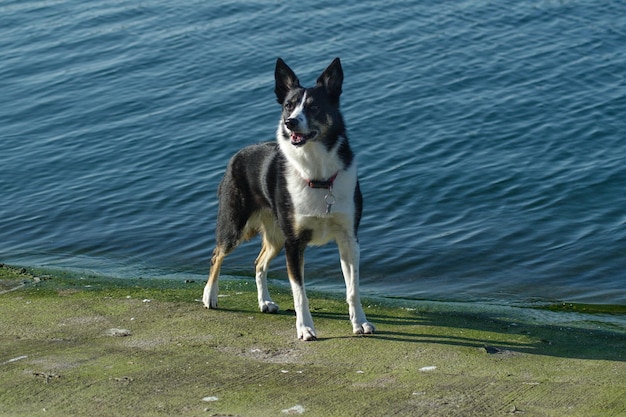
[308,105,319,114]
[285,101,295,111]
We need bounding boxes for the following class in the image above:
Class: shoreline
[3,263,625,331]
[4,252,624,307]
[1,264,625,416]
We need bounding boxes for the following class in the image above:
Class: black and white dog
[202,58,375,341]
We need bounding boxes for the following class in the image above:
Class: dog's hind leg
[203,174,255,309]
[337,234,375,335]
[203,223,249,309]
[203,246,226,309]
[255,236,282,313]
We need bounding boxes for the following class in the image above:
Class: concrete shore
[1,265,625,416]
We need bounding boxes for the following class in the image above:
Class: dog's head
[275,58,345,148]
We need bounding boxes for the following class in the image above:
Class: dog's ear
[316,57,343,104]
[275,58,300,104]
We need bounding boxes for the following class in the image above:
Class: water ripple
[1,0,625,305]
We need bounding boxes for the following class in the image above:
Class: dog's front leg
[285,239,317,341]
[337,235,375,335]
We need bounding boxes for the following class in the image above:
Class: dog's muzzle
[285,118,317,146]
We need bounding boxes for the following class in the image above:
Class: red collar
[306,171,338,189]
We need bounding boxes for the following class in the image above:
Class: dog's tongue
[291,132,305,144]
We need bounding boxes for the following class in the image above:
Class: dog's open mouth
[290,131,317,146]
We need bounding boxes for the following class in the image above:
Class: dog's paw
[202,297,218,309]
[353,321,375,335]
[259,301,279,314]
[297,326,318,341]
[202,285,218,309]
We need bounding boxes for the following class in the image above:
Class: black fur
[214,142,297,248]
[203,58,374,340]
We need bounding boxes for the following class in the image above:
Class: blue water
[2,0,625,306]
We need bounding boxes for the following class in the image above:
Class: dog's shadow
[212,300,625,362]
[307,310,626,362]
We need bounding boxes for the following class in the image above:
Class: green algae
[1,265,625,416]
[539,302,626,315]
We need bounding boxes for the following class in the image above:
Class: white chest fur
[279,137,358,246]
[287,172,357,245]
[285,165,356,216]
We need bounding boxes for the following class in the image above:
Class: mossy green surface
[1,265,625,416]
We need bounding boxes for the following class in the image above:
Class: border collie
[202,58,375,341]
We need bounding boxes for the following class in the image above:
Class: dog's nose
[285,118,299,130]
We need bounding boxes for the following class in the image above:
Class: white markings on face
[287,91,308,131]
